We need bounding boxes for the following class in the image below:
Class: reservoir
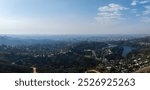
[108,44,136,57]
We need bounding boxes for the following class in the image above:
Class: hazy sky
[0,0,150,35]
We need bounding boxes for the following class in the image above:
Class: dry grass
[135,66,150,73]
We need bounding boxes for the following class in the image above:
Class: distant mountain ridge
[0,35,149,46]
[0,35,53,45]
[0,36,24,45]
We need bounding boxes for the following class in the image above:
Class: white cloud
[131,0,137,6]
[139,0,150,4]
[131,9,141,16]
[98,3,128,12]
[143,6,150,15]
[131,0,150,6]
[95,3,128,23]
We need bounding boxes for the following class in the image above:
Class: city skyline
[0,0,150,35]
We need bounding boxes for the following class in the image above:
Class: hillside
[0,61,32,73]
[135,66,150,73]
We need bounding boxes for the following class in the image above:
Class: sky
[0,0,150,35]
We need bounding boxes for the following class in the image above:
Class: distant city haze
[0,0,150,35]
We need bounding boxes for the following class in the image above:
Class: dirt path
[31,67,37,73]
[85,70,100,73]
